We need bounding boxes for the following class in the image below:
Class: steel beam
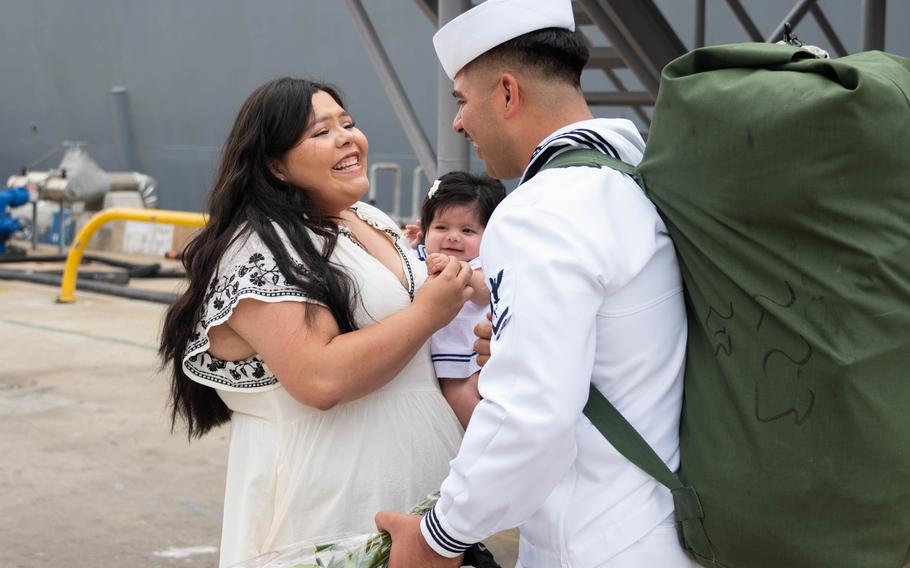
[436,0,471,177]
[810,4,848,56]
[587,47,626,69]
[724,0,764,42]
[578,0,685,98]
[862,0,886,51]
[598,68,651,124]
[573,3,593,26]
[695,0,706,48]
[414,0,437,25]
[597,0,686,71]
[578,0,657,96]
[582,0,687,94]
[345,0,438,178]
[767,0,817,43]
[577,33,649,124]
[585,91,653,106]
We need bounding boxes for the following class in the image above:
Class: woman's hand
[413,256,473,330]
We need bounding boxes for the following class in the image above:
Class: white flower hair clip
[427,179,442,199]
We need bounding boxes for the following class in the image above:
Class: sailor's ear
[500,73,521,117]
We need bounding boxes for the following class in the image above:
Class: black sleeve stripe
[424,515,463,554]
[425,508,473,553]
[431,352,477,358]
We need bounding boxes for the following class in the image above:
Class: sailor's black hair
[469,27,589,88]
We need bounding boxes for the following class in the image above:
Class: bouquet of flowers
[231,492,440,568]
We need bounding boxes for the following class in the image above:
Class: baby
[411,171,506,429]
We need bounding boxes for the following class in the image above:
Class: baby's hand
[404,220,422,249]
[425,253,449,277]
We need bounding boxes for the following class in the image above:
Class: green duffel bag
[551,43,910,568]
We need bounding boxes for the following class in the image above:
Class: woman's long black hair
[160,78,360,439]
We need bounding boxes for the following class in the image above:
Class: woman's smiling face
[271,90,369,215]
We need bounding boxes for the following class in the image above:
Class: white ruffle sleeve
[182,227,326,392]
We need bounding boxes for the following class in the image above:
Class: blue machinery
[0,186,31,254]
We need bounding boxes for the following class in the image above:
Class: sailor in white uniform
[376,1,696,566]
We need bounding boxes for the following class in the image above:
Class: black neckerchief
[519,127,621,185]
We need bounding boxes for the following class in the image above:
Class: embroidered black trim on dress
[391,237,415,302]
[183,251,318,390]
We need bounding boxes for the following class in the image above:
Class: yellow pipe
[58,207,207,303]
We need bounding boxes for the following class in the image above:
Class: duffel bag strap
[584,385,714,563]
[541,148,644,187]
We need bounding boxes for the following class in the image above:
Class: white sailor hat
[433,0,576,80]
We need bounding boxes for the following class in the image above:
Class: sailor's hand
[375,511,463,568]
[474,311,493,366]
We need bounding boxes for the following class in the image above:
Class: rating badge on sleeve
[489,269,511,340]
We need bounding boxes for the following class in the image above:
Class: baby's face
[424,204,483,262]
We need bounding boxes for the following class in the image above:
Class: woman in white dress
[159,78,470,568]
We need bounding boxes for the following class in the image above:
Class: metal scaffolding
[349,0,893,187]
[344,0,439,179]
[346,0,472,185]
